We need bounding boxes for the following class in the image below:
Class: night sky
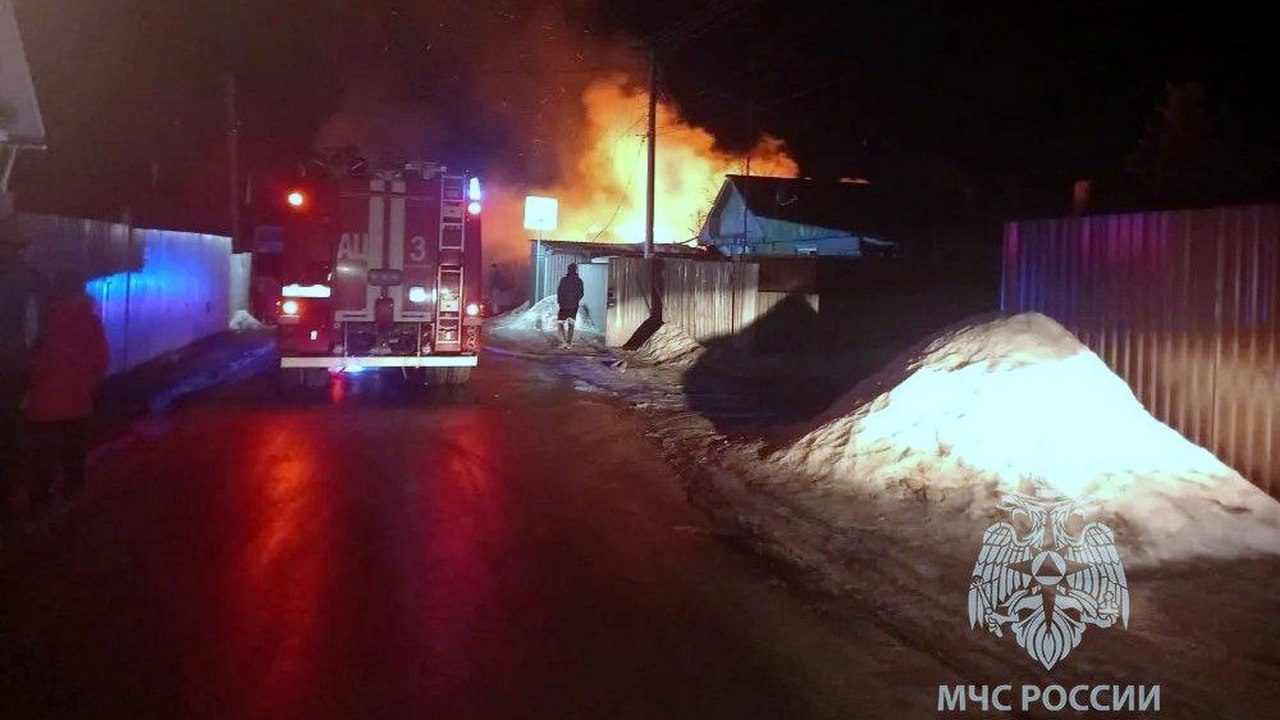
[10,0,1279,236]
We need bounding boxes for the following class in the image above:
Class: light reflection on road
[220,416,327,720]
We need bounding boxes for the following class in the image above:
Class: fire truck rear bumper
[280,356,478,369]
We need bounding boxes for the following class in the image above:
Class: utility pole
[740,97,753,257]
[644,46,657,259]
[225,74,240,251]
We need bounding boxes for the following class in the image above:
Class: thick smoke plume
[314,1,797,267]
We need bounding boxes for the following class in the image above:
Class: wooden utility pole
[644,46,657,259]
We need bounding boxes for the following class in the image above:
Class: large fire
[485,75,799,258]
[548,75,799,245]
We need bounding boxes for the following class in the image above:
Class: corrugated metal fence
[1003,204,1279,497]
[529,241,579,306]
[661,258,758,343]
[16,212,141,276]
[608,257,759,347]
[606,256,653,347]
[18,213,251,375]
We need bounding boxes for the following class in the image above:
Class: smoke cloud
[314,1,797,267]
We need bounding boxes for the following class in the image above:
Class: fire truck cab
[275,159,483,387]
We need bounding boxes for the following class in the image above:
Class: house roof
[528,239,712,259]
[722,174,902,240]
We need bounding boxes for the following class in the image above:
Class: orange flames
[553,75,798,244]
[487,75,798,258]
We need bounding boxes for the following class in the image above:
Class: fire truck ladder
[435,175,466,352]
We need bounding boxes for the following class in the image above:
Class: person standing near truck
[486,262,512,315]
[556,263,584,349]
[24,268,108,512]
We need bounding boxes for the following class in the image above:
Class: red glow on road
[416,408,513,690]
[220,417,328,719]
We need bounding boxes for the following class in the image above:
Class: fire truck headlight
[466,302,480,317]
[281,299,300,316]
[408,286,429,303]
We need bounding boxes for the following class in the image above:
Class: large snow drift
[770,312,1280,564]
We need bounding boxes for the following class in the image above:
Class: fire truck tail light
[466,303,480,316]
[467,201,481,216]
[280,299,300,316]
[408,286,429,303]
[468,177,482,201]
[282,283,331,298]
[287,190,306,208]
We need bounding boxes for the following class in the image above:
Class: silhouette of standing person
[556,263,584,349]
[25,269,108,513]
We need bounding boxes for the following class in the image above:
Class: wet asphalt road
[1,353,953,719]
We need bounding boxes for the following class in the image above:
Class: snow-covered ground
[624,323,703,367]
[762,312,1280,567]
[485,296,607,355]
[536,311,1280,567]
[518,310,1280,714]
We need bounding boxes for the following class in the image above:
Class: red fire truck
[274,159,483,388]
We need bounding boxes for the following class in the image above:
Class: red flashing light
[287,190,306,209]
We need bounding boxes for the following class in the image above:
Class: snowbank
[228,310,263,331]
[485,295,605,354]
[770,312,1280,565]
[628,323,702,365]
[490,294,596,333]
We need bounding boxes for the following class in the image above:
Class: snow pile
[490,294,596,332]
[485,295,606,354]
[770,312,1280,564]
[228,310,263,330]
[628,323,702,365]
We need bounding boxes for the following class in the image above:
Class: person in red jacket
[24,269,109,511]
